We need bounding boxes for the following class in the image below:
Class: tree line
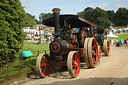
[77,7,128,29]
[40,7,128,29]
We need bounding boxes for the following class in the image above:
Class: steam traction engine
[36,8,110,78]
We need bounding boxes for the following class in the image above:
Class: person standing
[120,38,123,46]
[125,38,128,48]
[124,39,126,45]
[111,38,114,46]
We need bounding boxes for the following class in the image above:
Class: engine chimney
[52,8,61,38]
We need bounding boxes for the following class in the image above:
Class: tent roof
[107,31,118,37]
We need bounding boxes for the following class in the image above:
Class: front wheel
[36,53,51,77]
[67,51,80,78]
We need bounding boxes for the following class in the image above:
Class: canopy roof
[43,15,96,28]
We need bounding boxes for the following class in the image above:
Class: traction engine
[36,8,110,78]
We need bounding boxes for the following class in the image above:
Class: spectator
[110,38,111,45]
[125,38,128,48]
[115,39,118,43]
[124,39,126,45]
[48,36,51,41]
[119,38,123,46]
[111,38,114,46]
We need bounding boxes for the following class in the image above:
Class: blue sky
[20,0,128,20]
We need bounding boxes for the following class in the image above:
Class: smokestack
[52,8,61,38]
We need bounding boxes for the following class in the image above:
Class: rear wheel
[67,51,80,78]
[103,40,110,56]
[84,38,98,68]
[36,53,51,77]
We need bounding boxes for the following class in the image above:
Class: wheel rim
[91,39,98,66]
[67,51,80,78]
[36,54,51,77]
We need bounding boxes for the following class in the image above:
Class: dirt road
[22,46,128,85]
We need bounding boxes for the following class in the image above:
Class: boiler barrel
[50,40,77,55]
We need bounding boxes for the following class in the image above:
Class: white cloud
[32,8,43,13]
[123,4,128,8]
[20,1,31,9]
[98,4,108,9]
[115,4,121,8]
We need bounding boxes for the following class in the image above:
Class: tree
[107,10,115,23]
[77,11,85,19]
[24,13,37,27]
[40,13,53,22]
[83,7,111,29]
[0,0,26,55]
[113,8,128,26]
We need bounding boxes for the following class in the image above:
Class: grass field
[115,33,128,40]
[0,42,50,84]
[20,41,49,54]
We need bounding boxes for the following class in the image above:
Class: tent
[107,31,118,38]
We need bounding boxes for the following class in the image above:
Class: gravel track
[22,46,128,85]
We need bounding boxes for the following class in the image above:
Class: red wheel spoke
[41,66,43,70]
[72,64,75,68]
[40,63,45,67]
[75,56,79,62]
[92,44,96,49]
[74,55,77,61]
[42,56,45,63]
[72,59,75,64]
[43,68,46,74]
[74,67,76,73]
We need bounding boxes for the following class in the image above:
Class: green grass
[108,33,128,41]
[115,33,128,40]
[0,42,50,84]
[20,42,49,53]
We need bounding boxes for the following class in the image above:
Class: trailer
[36,8,110,78]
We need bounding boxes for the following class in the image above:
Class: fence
[0,50,49,84]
